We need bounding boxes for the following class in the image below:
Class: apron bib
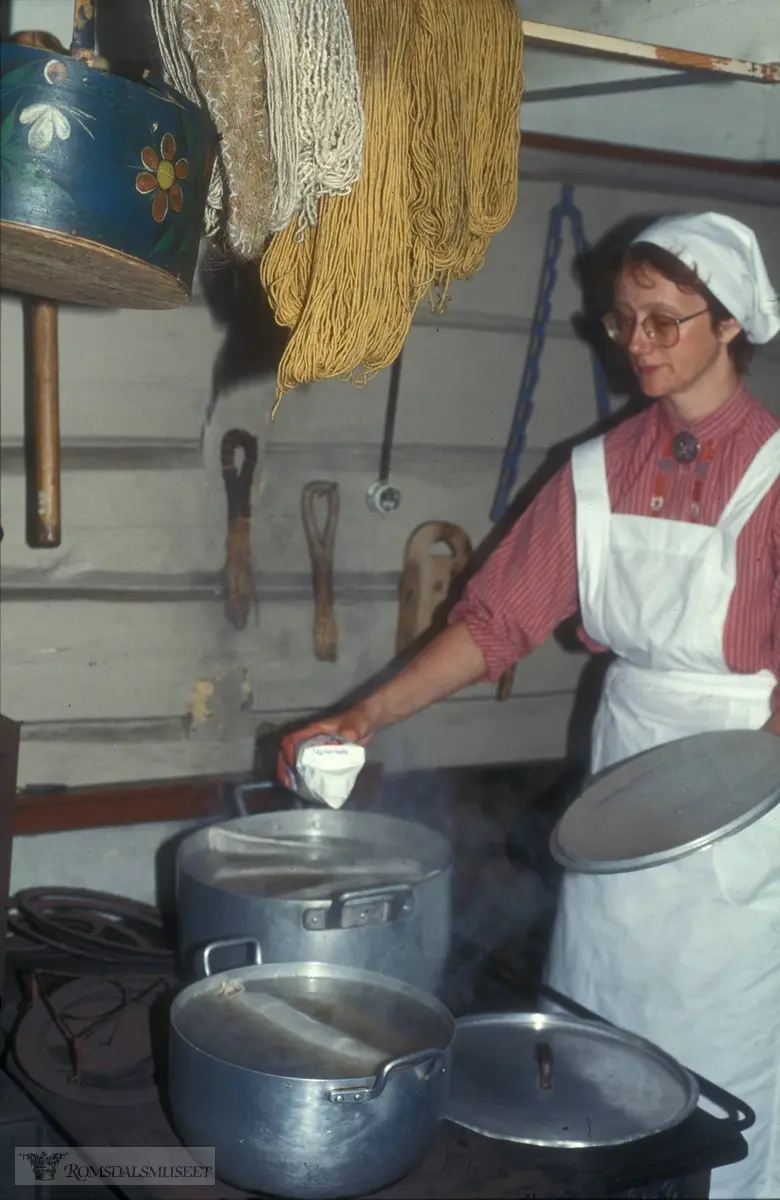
[544,430,780,1200]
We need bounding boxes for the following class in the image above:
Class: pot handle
[328,1048,447,1105]
[303,883,414,932]
[689,1071,756,1134]
[200,937,263,978]
[538,983,756,1134]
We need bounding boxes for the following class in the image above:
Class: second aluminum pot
[168,938,456,1198]
[175,809,453,990]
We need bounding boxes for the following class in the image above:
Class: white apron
[544,430,780,1200]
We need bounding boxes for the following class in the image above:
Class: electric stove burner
[13,971,174,1106]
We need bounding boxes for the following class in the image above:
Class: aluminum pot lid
[550,730,780,874]
[445,1012,699,1148]
[177,809,451,900]
[172,959,454,1080]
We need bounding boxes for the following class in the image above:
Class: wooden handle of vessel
[26,299,61,548]
[301,482,340,662]
[497,664,516,701]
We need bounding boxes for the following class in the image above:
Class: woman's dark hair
[616,241,753,376]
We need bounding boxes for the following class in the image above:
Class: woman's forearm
[358,619,488,735]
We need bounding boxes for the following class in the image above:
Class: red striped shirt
[450,386,780,713]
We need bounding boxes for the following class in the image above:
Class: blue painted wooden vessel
[0,41,216,309]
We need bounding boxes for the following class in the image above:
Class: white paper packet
[293,735,366,809]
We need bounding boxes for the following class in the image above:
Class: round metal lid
[445,1012,699,1149]
[551,730,780,875]
[178,809,451,900]
[172,961,453,1080]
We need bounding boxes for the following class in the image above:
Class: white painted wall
[517,0,779,161]
[3,160,779,790]
[9,819,196,905]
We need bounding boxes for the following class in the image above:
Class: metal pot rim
[170,958,456,1083]
[174,868,447,908]
[175,810,454,900]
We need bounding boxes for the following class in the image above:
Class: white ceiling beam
[522,21,780,84]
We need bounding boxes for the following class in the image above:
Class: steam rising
[358,762,560,1012]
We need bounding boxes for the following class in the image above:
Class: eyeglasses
[602,307,710,349]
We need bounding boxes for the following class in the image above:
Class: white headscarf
[631,212,780,344]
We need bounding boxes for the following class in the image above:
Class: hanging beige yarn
[261,0,523,403]
[149,0,226,238]
[177,0,274,260]
[151,0,364,249]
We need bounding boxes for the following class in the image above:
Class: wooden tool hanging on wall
[396,523,472,655]
[301,482,340,662]
[220,429,259,631]
[1,1,215,547]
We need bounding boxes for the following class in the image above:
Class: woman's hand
[277,706,375,787]
[276,621,489,787]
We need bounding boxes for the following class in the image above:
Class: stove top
[0,943,749,1200]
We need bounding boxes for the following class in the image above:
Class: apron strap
[571,436,611,615]
[718,429,780,537]
[571,436,610,512]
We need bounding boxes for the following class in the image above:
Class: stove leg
[682,1169,711,1198]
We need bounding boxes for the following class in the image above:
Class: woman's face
[614,263,740,398]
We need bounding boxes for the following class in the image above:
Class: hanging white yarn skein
[292,0,364,231]
[150,0,363,245]
[254,0,364,235]
[248,0,301,233]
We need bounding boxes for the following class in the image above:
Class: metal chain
[491,184,612,523]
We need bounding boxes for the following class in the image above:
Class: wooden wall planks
[2,168,778,788]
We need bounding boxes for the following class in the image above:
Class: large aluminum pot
[168,938,456,1199]
[175,809,453,991]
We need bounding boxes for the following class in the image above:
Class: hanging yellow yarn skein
[260,0,524,405]
[408,0,470,309]
[262,0,414,399]
[446,0,524,295]
[429,0,524,304]
[261,218,315,330]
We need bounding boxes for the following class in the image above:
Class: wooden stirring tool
[301,481,340,662]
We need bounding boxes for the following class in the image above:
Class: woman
[279,211,780,1198]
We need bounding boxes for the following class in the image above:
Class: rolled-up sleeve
[449,463,580,681]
